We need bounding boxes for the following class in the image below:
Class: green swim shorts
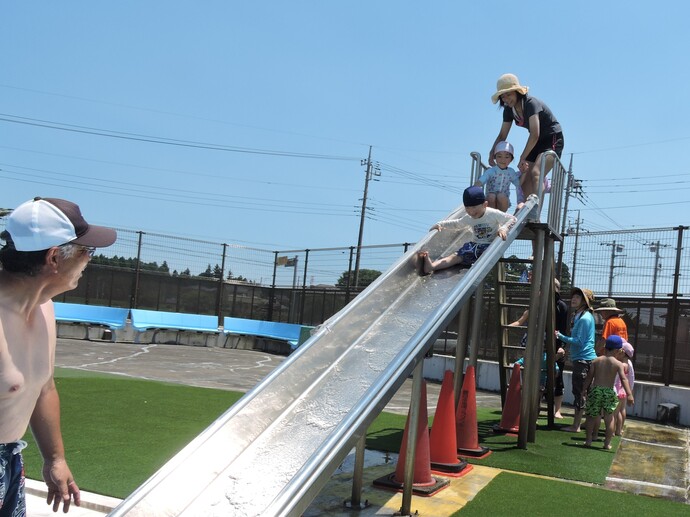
[584,385,618,417]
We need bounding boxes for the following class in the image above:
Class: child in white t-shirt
[418,186,516,274]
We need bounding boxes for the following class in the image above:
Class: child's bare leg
[592,415,602,440]
[496,193,510,212]
[524,153,555,198]
[487,192,498,209]
[427,253,463,274]
[603,413,615,449]
[584,415,595,447]
[554,395,564,419]
[614,399,625,436]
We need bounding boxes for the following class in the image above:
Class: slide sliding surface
[109,197,537,517]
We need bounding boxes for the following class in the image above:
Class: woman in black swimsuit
[489,73,564,199]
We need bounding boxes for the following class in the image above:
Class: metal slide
[109,196,539,517]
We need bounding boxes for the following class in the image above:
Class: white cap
[494,141,514,158]
[6,197,116,252]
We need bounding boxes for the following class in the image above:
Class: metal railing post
[217,244,227,328]
[663,226,686,385]
[131,231,144,309]
[400,360,424,515]
[268,251,279,321]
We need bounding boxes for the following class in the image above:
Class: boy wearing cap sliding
[474,141,522,213]
[0,197,116,514]
[582,335,634,449]
[418,186,516,274]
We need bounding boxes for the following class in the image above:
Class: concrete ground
[25,339,690,515]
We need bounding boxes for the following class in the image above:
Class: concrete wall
[423,355,689,427]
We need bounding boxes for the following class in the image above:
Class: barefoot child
[613,340,635,436]
[418,186,516,275]
[474,141,521,212]
[583,335,634,449]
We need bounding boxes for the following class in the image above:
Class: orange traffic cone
[430,370,472,477]
[373,381,449,496]
[455,365,491,458]
[493,363,521,434]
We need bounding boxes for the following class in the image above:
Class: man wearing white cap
[0,197,116,515]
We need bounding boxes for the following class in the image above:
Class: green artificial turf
[453,472,690,517]
[22,370,618,498]
[366,407,617,485]
[22,369,243,498]
[466,408,619,484]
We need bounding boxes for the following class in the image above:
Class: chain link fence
[1,218,688,385]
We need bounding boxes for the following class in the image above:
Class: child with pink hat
[613,340,635,436]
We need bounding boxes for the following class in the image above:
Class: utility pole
[354,146,379,288]
[601,240,625,297]
[570,211,581,288]
[645,241,669,338]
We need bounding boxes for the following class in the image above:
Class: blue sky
[1,2,687,253]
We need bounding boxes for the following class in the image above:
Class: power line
[571,136,690,155]
[0,113,360,161]
[0,146,361,193]
[0,171,359,217]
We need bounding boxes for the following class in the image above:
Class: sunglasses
[75,245,97,257]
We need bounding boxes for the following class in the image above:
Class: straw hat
[595,298,624,313]
[491,73,529,104]
[572,287,595,311]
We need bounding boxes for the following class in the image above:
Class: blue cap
[463,186,486,207]
[605,335,623,350]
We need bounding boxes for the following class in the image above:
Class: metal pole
[608,240,616,297]
[131,231,144,309]
[649,241,660,339]
[354,146,373,288]
[454,303,472,406]
[400,360,424,516]
[556,155,573,279]
[663,226,686,385]
[348,434,366,509]
[288,256,298,324]
[346,246,355,303]
[468,285,485,369]
[299,250,309,324]
[217,243,227,328]
[268,251,279,321]
[571,212,581,288]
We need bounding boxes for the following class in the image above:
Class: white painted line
[606,476,688,492]
[621,437,686,450]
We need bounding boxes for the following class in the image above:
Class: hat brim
[71,225,117,248]
[594,306,623,313]
[572,287,593,310]
[491,85,529,104]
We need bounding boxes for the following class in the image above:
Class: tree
[336,269,382,289]
[558,262,572,294]
[198,264,214,278]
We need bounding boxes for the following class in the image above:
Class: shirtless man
[582,335,634,449]
[0,197,116,514]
